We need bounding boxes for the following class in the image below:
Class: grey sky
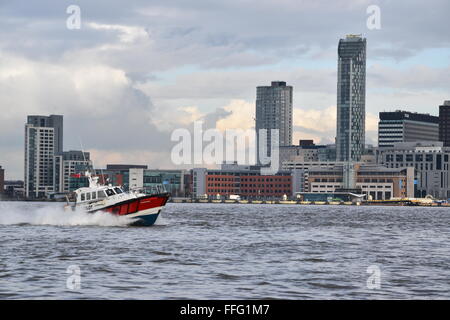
[1,0,449,179]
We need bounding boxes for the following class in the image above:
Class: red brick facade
[205,172,292,198]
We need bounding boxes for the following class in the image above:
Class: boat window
[91,192,97,200]
[98,191,106,199]
[86,193,91,201]
[81,193,85,201]
[105,189,116,197]
[114,187,123,194]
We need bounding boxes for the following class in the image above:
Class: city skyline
[1,0,450,180]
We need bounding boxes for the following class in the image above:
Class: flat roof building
[377,141,450,199]
[191,163,298,200]
[307,163,414,200]
[378,110,439,148]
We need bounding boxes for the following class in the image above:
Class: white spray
[0,201,133,227]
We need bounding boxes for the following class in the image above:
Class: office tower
[439,101,450,147]
[24,115,63,198]
[336,35,366,162]
[256,81,293,163]
[378,110,439,148]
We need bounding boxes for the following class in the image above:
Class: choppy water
[0,201,449,299]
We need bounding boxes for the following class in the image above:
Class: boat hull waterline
[67,193,170,226]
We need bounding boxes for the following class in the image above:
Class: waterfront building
[281,160,342,192]
[378,110,439,148]
[377,141,450,199]
[3,180,25,199]
[93,165,148,190]
[24,115,63,198]
[93,165,187,197]
[256,81,293,163]
[132,169,186,197]
[336,35,366,162]
[191,163,298,200]
[54,151,92,193]
[306,163,414,200]
[439,100,450,147]
[279,140,326,164]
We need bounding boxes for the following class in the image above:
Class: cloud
[87,22,150,44]
[1,0,450,179]
[216,100,255,131]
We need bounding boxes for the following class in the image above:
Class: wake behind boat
[64,172,170,226]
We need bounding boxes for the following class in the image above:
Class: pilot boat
[65,171,170,226]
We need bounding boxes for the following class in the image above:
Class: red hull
[94,193,170,216]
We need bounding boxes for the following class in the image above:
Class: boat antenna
[79,137,87,164]
[79,137,92,180]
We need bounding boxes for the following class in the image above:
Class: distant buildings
[15,34,448,201]
[24,114,89,198]
[378,110,439,148]
[256,81,293,163]
[92,165,187,197]
[279,140,325,164]
[439,100,450,147]
[304,163,414,200]
[279,140,337,165]
[377,141,450,199]
[336,35,366,162]
[191,162,300,200]
[54,151,92,193]
[0,166,4,193]
[3,180,24,199]
[24,115,63,198]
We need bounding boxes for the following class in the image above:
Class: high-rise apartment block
[24,115,63,198]
[336,35,366,162]
[256,81,293,163]
[26,115,63,154]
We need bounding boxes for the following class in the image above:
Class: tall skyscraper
[378,110,439,148]
[439,100,450,147]
[256,81,293,163]
[24,115,63,198]
[336,35,366,162]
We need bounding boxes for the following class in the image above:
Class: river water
[0,201,448,299]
